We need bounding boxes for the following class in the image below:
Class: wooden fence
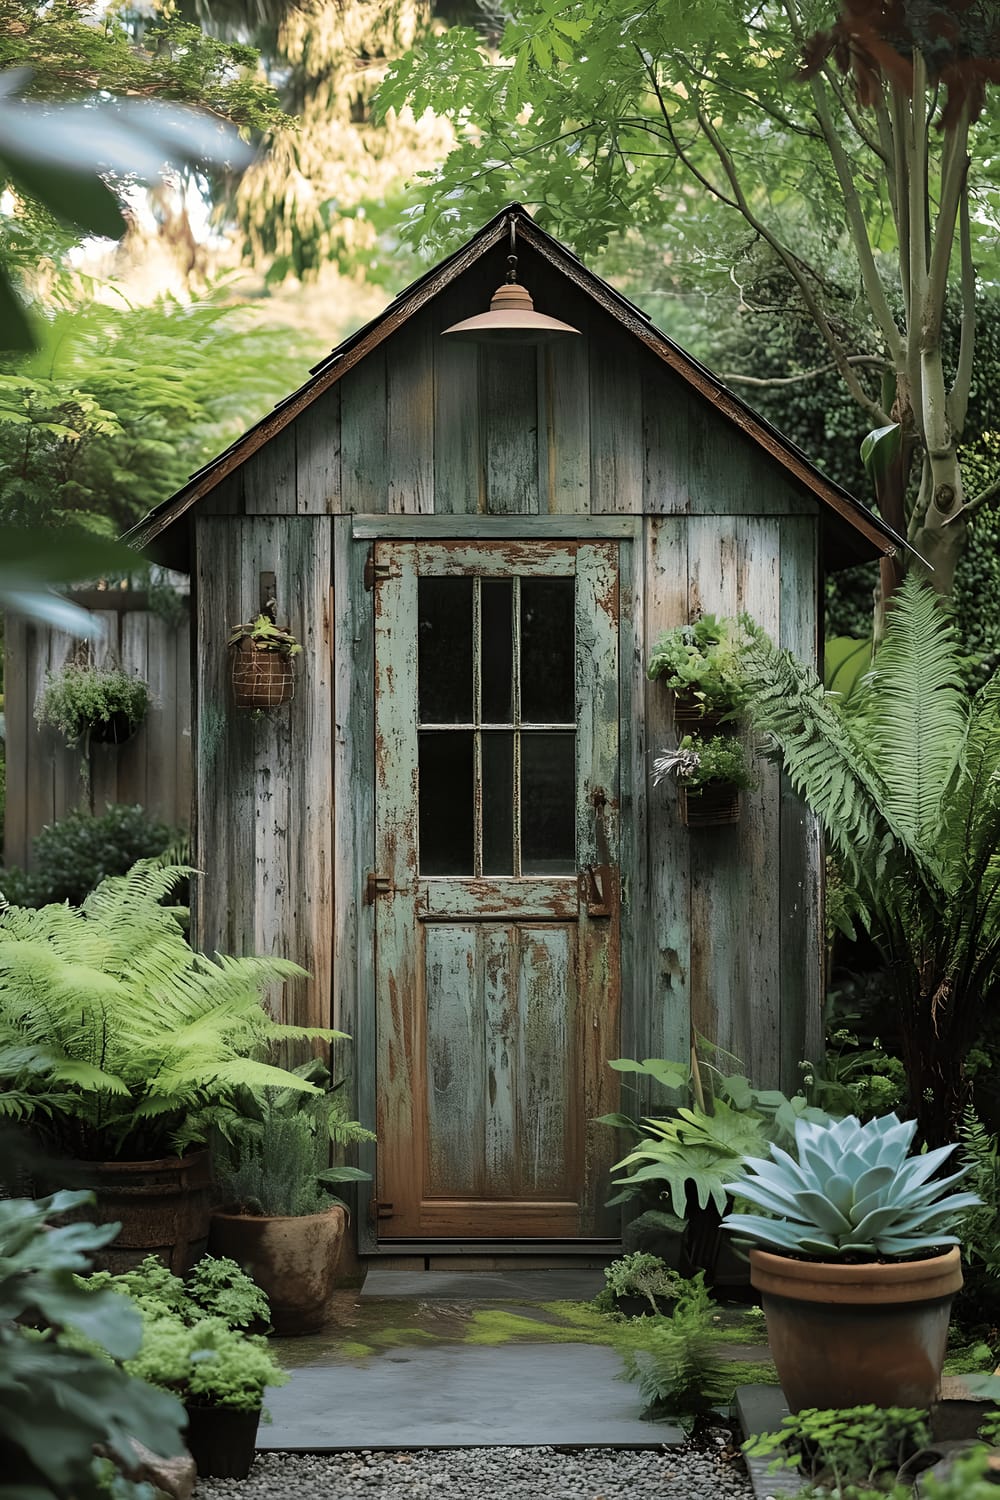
[4,590,192,869]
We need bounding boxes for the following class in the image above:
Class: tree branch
[636,51,739,211]
[818,59,886,161]
[922,108,970,351]
[803,68,904,361]
[722,355,889,388]
[945,474,1000,525]
[948,170,975,437]
[695,106,889,422]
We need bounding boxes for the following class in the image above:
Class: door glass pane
[481,579,513,724]
[482,731,514,876]
[521,578,575,723]
[419,577,473,723]
[521,732,575,874]
[419,731,474,875]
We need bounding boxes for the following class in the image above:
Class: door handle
[581,786,614,918]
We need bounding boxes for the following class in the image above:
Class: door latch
[363,549,400,591]
[369,1196,395,1223]
[365,871,393,904]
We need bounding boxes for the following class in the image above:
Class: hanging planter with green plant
[652,735,755,827]
[34,661,149,746]
[646,615,753,730]
[227,615,301,710]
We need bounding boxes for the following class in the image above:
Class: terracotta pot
[208,1204,346,1335]
[65,1151,213,1274]
[184,1403,260,1479]
[679,782,740,827]
[750,1246,963,1412]
[230,640,295,709]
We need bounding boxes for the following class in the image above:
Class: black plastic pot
[184,1403,261,1480]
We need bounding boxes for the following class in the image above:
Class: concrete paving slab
[735,1385,801,1499]
[361,1268,606,1301]
[259,1342,686,1452]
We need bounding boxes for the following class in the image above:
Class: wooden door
[372,540,621,1240]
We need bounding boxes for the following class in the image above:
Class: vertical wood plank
[195,518,238,953]
[636,517,692,1105]
[433,298,482,515]
[387,321,434,515]
[286,514,334,1033]
[517,926,572,1195]
[243,427,296,516]
[589,326,643,514]
[483,924,517,1197]
[733,517,782,1086]
[175,608,193,836]
[643,376,691,514]
[115,610,149,810]
[333,520,377,1241]
[481,346,540,514]
[340,347,388,514]
[425,925,484,1195]
[3,615,30,867]
[87,614,121,817]
[143,613,175,820]
[295,388,342,514]
[685,518,740,1058]
[779,515,823,1083]
[541,322,590,514]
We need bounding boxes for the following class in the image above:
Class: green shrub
[0,803,181,908]
[35,663,148,745]
[88,1254,270,1331]
[603,1252,682,1312]
[745,1405,930,1493]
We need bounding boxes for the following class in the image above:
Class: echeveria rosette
[721,1112,981,1259]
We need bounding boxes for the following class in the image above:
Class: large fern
[0,862,344,1160]
[741,576,1000,1141]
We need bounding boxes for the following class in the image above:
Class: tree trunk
[909,448,968,599]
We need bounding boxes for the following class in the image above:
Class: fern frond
[740,633,923,891]
[861,577,966,852]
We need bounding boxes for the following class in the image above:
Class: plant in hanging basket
[646,614,755,727]
[228,615,301,709]
[652,735,754,827]
[34,661,149,745]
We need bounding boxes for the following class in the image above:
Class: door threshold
[365,1239,621,1270]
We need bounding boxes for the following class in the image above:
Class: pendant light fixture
[442,218,580,345]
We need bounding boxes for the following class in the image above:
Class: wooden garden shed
[129,204,902,1257]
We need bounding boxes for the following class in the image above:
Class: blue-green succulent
[721,1112,981,1259]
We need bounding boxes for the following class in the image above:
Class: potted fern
[209,1060,375,1334]
[646,615,751,730]
[0,861,348,1273]
[228,614,301,709]
[35,661,149,745]
[721,1112,980,1412]
[652,734,755,826]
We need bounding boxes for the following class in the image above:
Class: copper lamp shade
[443,220,580,345]
[443,280,580,344]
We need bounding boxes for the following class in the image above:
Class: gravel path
[195,1444,752,1499]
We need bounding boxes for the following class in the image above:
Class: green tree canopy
[379,0,1000,609]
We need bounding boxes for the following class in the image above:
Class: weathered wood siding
[4,595,192,868]
[187,245,824,1216]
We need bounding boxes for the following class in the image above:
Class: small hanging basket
[679,782,741,828]
[671,690,726,735]
[230,639,295,709]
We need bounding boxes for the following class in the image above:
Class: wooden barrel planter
[679,782,740,828]
[231,640,295,709]
[64,1151,214,1274]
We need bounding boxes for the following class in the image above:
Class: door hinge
[363,549,399,591]
[370,1195,395,1223]
[365,870,394,904]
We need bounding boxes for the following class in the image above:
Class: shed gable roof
[126,204,903,569]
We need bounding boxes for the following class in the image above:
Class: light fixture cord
[506,217,518,283]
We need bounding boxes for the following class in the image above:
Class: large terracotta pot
[66,1151,213,1274]
[208,1204,346,1335]
[750,1246,963,1412]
